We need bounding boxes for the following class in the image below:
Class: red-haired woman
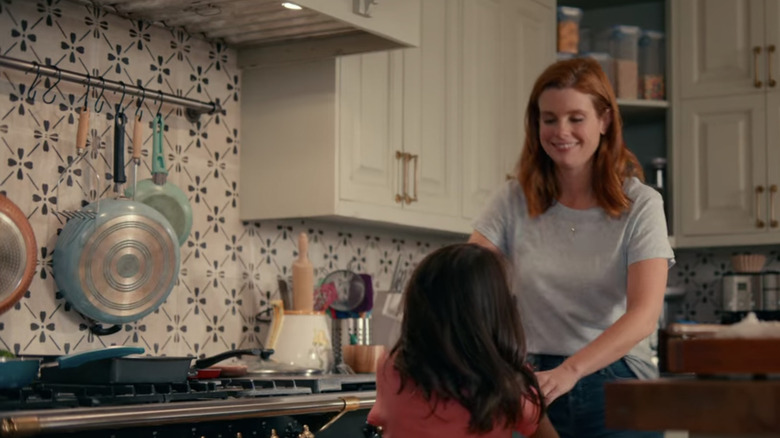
[470,57,674,438]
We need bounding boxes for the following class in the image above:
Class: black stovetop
[0,374,376,411]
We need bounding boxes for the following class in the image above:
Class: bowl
[731,254,767,273]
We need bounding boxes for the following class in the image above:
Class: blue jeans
[526,354,662,438]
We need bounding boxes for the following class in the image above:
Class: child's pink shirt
[367,353,540,437]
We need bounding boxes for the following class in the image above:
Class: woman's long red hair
[517,57,643,218]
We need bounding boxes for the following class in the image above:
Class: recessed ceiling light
[282,2,302,10]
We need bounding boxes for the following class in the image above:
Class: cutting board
[666,337,780,374]
[663,322,780,374]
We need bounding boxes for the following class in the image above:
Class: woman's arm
[468,231,501,253]
[536,257,668,402]
[531,415,560,438]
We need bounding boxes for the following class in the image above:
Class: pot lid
[246,359,324,377]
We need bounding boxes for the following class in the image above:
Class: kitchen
[0,0,778,437]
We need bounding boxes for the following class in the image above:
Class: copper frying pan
[0,194,37,314]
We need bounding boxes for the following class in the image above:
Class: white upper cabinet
[673,0,780,246]
[461,0,504,221]
[240,0,555,235]
[294,0,421,48]
[338,0,462,230]
[677,0,777,99]
[461,0,556,221]
[337,51,402,211]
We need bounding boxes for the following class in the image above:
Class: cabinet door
[766,0,780,233]
[765,91,780,234]
[402,0,461,216]
[339,52,403,208]
[461,0,504,220]
[501,0,555,181]
[676,0,765,99]
[678,95,767,236]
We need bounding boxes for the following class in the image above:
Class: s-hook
[116,81,127,114]
[156,89,164,116]
[82,74,91,110]
[135,85,145,120]
[42,67,62,104]
[26,63,42,101]
[95,77,106,113]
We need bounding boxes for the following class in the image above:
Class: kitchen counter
[605,377,780,436]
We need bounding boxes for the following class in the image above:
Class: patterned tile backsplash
[0,1,778,358]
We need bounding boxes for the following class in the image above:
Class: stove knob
[298,425,315,438]
[236,434,242,438]
[270,429,279,438]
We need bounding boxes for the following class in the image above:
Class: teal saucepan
[53,109,180,327]
[126,113,192,246]
[0,357,40,389]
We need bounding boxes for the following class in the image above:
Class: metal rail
[0,55,219,122]
[0,391,376,437]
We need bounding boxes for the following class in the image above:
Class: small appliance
[721,271,780,323]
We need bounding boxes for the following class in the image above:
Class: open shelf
[559,0,662,11]
[618,98,668,119]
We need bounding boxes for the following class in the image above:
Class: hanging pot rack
[0,55,220,122]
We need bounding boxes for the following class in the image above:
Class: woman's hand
[535,365,579,404]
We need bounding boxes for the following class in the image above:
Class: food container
[557,7,583,54]
[639,30,665,99]
[596,25,640,99]
[581,52,615,91]
[578,27,591,53]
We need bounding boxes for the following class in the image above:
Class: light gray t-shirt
[473,177,675,379]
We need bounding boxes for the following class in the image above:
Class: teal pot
[0,358,40,389]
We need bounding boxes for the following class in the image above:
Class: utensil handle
[193,348,266,369]
[152,114,168,176]
[56,346,144,369]
[76,108,89,152]
[132,115,142,160]
[113,106,127,184]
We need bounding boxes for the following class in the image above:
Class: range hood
[79,0,420,67]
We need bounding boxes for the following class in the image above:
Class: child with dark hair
[367,243,557,437]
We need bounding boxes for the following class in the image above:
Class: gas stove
[0,374,377,438]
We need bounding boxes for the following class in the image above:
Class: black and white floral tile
[0,1,777,359]
[0,0,458,358]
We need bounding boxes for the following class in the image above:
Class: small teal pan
[126,113,192,246]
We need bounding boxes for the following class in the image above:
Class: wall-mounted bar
[0,55,220,122]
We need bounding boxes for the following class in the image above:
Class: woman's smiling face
[537,87,610,173]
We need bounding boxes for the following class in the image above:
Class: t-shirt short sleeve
[625,183,675,268]
[472,181,519,256]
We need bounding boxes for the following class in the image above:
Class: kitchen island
[606,377,780,436]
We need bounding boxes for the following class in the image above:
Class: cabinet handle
[771,184,778,228]
[754,46,763,88]
[405,153,419,204]
[756,185,766,228]
[394,151,408,204]
[769,45,777,87]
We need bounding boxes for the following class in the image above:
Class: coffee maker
[721,271,780,324]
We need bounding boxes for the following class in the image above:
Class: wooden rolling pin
[292,232,313,311]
